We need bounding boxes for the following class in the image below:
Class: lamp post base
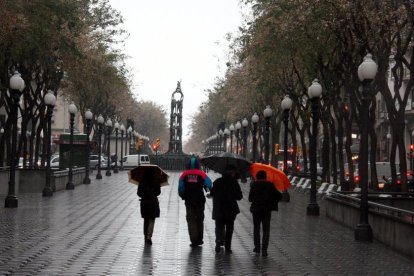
[355,223,373,242]
[106,170,111,176]
[42,187,53,197]
[96,173,102,180]
[281,191,290,202]
[4,195,18,208]
[83,177,91,184]
[66,182,75,190]
[306,202,320,216]
[113,167,119,173]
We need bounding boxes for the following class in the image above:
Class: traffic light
[274,144,280,155]
[410,144,414,152]
[152,138,161,151]
[135,138,144,150]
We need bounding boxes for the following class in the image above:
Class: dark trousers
[186,204,205,244]
[253,211,271,251]
[143,218,155,240]
[215,219,234,249]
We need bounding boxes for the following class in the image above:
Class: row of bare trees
[186,0,414,191]
[0,0,169,168]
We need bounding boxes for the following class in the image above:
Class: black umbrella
[201,152,251,178]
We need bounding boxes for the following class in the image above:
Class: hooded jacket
[178,158,212,206]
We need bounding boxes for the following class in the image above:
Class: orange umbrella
[250,163,291,191]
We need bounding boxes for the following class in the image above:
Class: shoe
[145,238,152,245]
[215,245,221,253]
[262,251,268,257]
[253,248,260,254]
[225,248,232,254]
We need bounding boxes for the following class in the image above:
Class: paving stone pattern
[1,171,414,275]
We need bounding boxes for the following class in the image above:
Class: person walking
[249,170,282,257]
[210,165,242,254]
[137,169,161,245]
[178,157,212,247]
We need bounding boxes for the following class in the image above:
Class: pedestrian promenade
[1,171,414,275]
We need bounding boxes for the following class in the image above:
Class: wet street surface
[1,171,414,275]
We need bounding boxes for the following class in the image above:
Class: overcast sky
[108,0,244,141]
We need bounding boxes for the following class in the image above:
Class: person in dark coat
[137,170,161,245]
[178,157,212,247]
[210,165,243,254]
[249,170,282,257]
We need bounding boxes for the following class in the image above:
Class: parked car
[122,154,150,167]
[383,172,414,192]
[89,155,107,168]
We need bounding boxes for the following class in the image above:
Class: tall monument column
[167,81,184,154]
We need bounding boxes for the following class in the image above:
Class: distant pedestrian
[178,157,212,247]
[210,165,242,254]
[249,170,282,257]
[137,169,161,245]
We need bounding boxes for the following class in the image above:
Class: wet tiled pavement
[1,171,414,275]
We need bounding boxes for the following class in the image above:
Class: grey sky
[108,0,244,141]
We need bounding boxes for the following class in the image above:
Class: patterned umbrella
[128,164,169,186]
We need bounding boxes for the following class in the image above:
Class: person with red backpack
[178,157,212,247]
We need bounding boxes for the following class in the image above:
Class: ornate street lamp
[263,105,273,164]
[411,130,414,171]
[251,113,259,162]
[235,121,241,155]
[96,115,104,179]
[307,79,322,215]
[281,96,293,202]
[66,102,77,190]
[242,118,248,158]
[120,124,125,170]
[224,128,230,152]
[229,124,235,153]
[83,109,93,184]
[355,53,377,242]
[219,129,224,152]
[5,71,25,208]
[214,131,221,154]
[127,126,133,155]
[42,91,56,196]
[105,118,112,176]
[113,122,119,173]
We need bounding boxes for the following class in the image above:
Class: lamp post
[219,129,224,152]
[105,119,112,176]
[127,126,132,155]
[411,130,414,171]
[263,105,273,164]
[281,96,293,202]
[120,124,125,170]
[224,128,230,152]
[306,80,322,215]
[66,102,77,190]
[42,91,56,196]
[355,53,377,242]
[386,132,391,161]
[215,133,219,154]
[235,121,241,155]
[5,71,24,208]
[242,118,248,158]
[214,134,217,154]
[229,124,235,153]
[96,115,104,179]
[113,122,119,173]
[83,109,93,184]
[251,113,259,162]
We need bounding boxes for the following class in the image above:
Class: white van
[122,154,150,167]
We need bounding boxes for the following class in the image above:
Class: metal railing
[327,191,414,225]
